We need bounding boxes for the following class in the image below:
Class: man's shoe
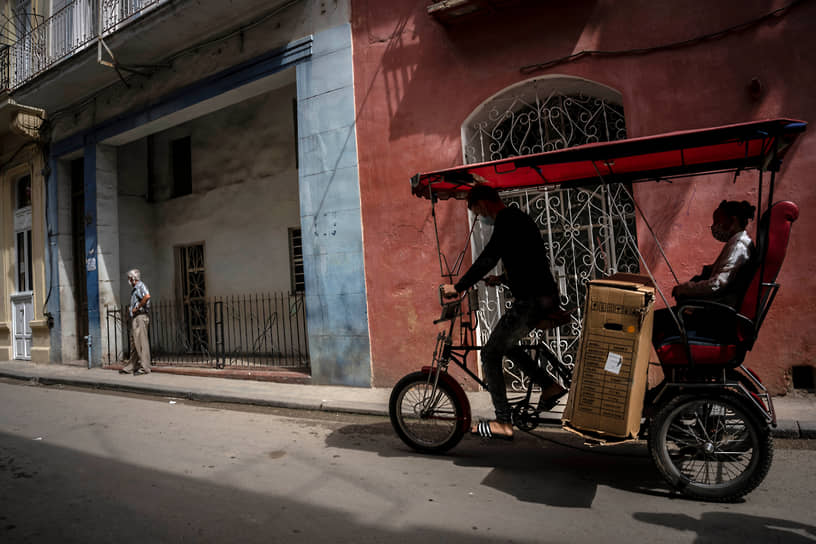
[134,369,149,376]
[119,369,131,374]
[537,384,567,412]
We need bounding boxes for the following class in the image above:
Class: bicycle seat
[534,308,572,330]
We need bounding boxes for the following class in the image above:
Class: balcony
[6,0,167,90]
[6,0,289,112]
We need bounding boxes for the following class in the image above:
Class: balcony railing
[101,0,165,35]
[8,0,167,90]
[0,46,9,91]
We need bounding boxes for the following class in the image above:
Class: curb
[1,369,812,438]
[771,421,801,439]
[0,370,332,414]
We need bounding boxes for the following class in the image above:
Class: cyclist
[442,184,564,441]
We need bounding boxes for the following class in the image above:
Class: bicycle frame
[425,290,572,408]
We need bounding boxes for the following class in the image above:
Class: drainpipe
[85,335,92,369]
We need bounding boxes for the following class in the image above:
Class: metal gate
[462,81,639,391]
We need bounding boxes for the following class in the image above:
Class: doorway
[71,158,89,360]
[12,174,33,359]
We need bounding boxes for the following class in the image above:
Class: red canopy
[411,119,806,200]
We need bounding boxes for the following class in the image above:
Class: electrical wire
[520,0,809,74]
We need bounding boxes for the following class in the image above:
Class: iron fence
[106,292,310,370]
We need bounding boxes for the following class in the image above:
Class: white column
[96,144,121,365]
[55,159,79,361]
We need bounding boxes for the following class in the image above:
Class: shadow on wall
[355,0,600,143]
[609,0,814,285]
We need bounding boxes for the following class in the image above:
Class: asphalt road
[1,379,815,543]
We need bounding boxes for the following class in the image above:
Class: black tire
[648,393,773,502]
[389,371,468,454]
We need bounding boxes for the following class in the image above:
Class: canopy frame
[413,118,806,335]
[411,118,805,201]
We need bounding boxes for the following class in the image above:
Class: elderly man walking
[120,269,152,375]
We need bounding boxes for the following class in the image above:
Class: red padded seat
[657,341,739,367]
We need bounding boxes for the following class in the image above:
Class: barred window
[289,228,304,293]
[175,243,208,351]
[462,76,636,390]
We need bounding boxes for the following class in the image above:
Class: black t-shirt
[454,206,558,299]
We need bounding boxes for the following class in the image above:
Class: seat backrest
[738,200,799,328]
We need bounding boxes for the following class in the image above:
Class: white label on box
[604,352,623,375]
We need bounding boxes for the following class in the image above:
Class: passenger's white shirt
[681,230,752,298]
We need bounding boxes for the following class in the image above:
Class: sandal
[470,420,514,441]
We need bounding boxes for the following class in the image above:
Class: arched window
[462,76,639,389]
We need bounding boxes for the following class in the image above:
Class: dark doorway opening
[71,158,89,360]
[792,365,815,391]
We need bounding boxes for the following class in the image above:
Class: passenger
[653,199,756,343]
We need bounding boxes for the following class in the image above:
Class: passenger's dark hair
[466,184,502,208]
[717,200,756,228]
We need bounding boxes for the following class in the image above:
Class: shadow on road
[633,512,816,543]
[0,430,530,543]
[324,422,671,508]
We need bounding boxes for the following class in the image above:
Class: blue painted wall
[46,156,61,363]
[296,24,372,386]
[83,144,101,367]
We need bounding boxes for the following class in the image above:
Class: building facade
[2,0,814,394]
[350,0,816,394]
[1,0,373,385]
[0,93,47,363]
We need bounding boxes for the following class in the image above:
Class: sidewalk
[0,360,813,438]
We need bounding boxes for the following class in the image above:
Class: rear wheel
[648,393,773,502]
[389,371,467,454]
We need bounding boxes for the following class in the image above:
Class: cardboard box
[561,274,655,441]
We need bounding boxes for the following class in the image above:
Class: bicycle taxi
[389,118,806,501]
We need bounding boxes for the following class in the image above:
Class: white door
[12,294,33,360]
[13,176,34,360]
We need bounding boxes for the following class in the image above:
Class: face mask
[479,215,494,226]
[711,224,730,242]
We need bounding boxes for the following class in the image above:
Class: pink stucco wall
[351,0,816,392]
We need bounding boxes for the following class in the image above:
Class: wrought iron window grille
[462,81,639,393]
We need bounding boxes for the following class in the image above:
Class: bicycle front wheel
[389,371,467,454]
